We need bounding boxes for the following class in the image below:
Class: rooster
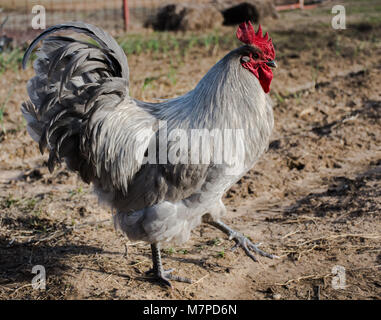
[22,21,278,287]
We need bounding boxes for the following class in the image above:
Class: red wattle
[243,62,273,94]
[257,64,273,94]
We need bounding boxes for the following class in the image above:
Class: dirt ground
[0,1,380,300]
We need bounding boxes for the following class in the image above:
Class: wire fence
[0,0,305,43]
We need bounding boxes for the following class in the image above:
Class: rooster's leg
[207,220,278,262]
[148,243,192,287]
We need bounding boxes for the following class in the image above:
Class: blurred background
[0,1,322,33]
[0,0,380,300]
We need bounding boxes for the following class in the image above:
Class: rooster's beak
[266,60,277,68]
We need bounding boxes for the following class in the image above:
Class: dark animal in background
[22,21,278,287]
[0,16,13,52]
[222,3,260,25]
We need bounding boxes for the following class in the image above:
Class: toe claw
[243,246,258,262]
[230,233,276,261]
[158,276,173,289]
[207,221,277,264]
[230,243,239,251]
[149,268,192,287]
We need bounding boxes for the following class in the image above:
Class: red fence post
[123,0,129,31]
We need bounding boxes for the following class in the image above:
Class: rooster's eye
[252,53,259,59]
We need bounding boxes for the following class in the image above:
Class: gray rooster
[22,21,278,287]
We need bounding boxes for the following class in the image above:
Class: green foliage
[0,48,24,74]
[0,83,15,133]
[217,248,225,258]
[117,31,237,57]
[210,237,221,246]
[167,61,177,85]
[164,247,176,255]
[3,195,20,208]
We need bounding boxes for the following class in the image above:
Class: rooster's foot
[149,243,192,288]
[229,232,278,262]
[146,268,192,287]
[207,220,278,262]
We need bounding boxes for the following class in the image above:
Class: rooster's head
[236,22,276,93]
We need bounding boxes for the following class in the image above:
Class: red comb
[236,21,275,60]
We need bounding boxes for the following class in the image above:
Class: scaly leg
[207,220,278,262]
[147,243,192,288]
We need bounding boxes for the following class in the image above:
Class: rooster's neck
[140,49,273,144]
[188,51,270,129]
